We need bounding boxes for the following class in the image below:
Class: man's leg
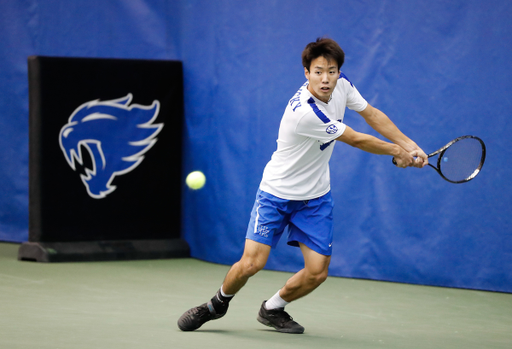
[222,239,271,295]
[257,243,330,334]
[177,239,270,331]
[279,243,331,302]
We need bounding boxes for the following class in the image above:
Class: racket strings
[439,138,484,182]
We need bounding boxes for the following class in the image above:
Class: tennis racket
[393,135,486,183]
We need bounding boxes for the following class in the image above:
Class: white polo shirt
[259,73,368,200]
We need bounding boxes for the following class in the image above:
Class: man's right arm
[336,125,416,168]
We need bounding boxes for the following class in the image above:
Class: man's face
[304,56,339,103]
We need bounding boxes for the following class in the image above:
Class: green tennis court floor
[1,242,510,349]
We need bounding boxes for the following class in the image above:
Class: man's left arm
[357,103,428,168]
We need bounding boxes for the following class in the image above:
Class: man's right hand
[393,149,428,168]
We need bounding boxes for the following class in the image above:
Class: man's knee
[237,239,270,278]
[315,269,329,285]
[299,243,331,287]
[305,268,328,286]
[239,257,265,277]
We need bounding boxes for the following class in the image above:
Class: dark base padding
[18,239,190,262]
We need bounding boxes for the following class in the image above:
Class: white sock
[220,285,234,298]
[265,290,289,310]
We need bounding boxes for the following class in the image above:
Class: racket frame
[427,135,486,183]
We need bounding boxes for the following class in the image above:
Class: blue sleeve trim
[307,97,330,124]
[339,72,354,87]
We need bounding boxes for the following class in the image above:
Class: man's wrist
[390,144,402,158]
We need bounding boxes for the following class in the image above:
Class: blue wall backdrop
[1,0,511,292]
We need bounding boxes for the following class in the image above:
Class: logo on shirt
[326,124,338,134]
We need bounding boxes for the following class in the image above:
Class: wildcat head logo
[59,94,163,199]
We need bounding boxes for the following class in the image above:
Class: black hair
[302,37,345,72]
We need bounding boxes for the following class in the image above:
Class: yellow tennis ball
[186,171,206,190]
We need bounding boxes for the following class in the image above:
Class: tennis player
[178,37,428,334]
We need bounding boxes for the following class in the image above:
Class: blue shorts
[245,189,334,256]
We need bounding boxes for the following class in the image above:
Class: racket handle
[392,158,397,166]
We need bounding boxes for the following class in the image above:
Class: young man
[178,38,428,334]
